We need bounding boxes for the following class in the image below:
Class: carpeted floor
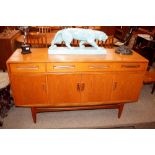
[0,83,155,129]
[101,122,155,129]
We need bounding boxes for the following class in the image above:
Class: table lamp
[19,26,31,54]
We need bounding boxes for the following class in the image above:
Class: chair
[114,27,137,47]
[27,32,47,48]
[104,35,114,48]
[96,35,114,48]
[0,72,12,124]
[60,26,75,29]
[133,35,155,68]
[143,70,155,94]
[37,26,53,33]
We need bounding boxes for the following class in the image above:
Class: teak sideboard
[7,48,148,123]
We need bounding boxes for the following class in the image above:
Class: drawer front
[81,63,115,71]
[115,63,147,71]
[46,63,115,72]
[10,63,46,73]
[47,63,81,72]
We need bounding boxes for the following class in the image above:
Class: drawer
[46,63,81,72]
[10,63,46,73]
[46,63,115,72]
[81,63,115,71]
[115,63,147,71]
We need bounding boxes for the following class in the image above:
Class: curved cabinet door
[111,72,144,102]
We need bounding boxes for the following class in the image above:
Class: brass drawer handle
[53,65,75,69]
[16,66,39,70]
[77,83,85,91]
[121,64,140,68]
[113,82,117,90]
[89,65,110,69]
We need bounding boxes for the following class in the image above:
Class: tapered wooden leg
[31,107,36,123]
[118,104,124,118]
[151,83,155,94]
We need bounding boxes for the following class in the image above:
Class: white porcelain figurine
[49,28,108,49]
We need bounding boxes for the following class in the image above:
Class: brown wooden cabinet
[7,48,148,123]
[0,30,20,71]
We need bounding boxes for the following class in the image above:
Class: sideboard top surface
[7,48,149,64]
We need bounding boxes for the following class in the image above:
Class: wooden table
[16,32,56,46]
[7,48,148,123]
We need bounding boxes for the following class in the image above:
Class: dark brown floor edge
[97,122,155,129]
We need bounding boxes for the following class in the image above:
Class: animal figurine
[49,28,108,49]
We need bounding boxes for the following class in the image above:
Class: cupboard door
[111,72,144,102]
[47,74,81,106]
[81,73,114,104]
[11,74,48,106]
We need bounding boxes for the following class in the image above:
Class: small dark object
[115,45,133,55]
[0,121,3,126]
[19,26,31,54]
[21,44,31,54]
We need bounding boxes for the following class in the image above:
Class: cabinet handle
[89,65,110,69]
[77,83,85,91]
[113,82,117,90]
[121,64,140,68]
[77,83,81,91]
[53,65,75,69]
[16,66,39,70]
